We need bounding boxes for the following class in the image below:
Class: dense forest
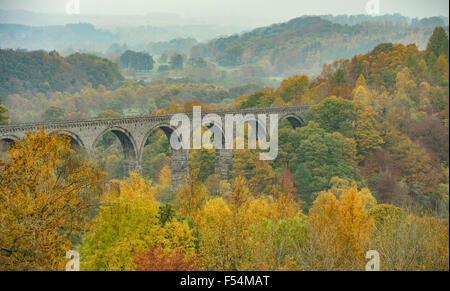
[3,81,235,122]
[1,15,448,79]
[191,16,445,76]
[0,49,123,97]
[0,19,448,271]
[0,48,270,122]
[2,19,448,122]
[132,27,449,212]
[146,38,198,56]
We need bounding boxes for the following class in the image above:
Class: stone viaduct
[0,105,311,190]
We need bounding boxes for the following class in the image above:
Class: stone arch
[0,134,19,144]
[0,134,19,152]
[93,126,139,177]
[139,123,178,162]
[203,119,226,149]
[279,114,304,129]
[232,115,267,150]
[94,126,137,161]
[50,130,86,150]
[140,123,188,190]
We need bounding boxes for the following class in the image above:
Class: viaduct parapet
[0,105,311,189]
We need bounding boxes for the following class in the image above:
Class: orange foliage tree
[0,130,102,270]
[134,245,201,271]
[304,186,375,270]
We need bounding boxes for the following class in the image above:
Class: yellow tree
[355,74,367,88]
[195,177,260,270]
[437,55,449,83]
[227,176,252,213]
[273,169,302,220]
[369,211,449,270]
[81,173,196,271]
[189,147,215,182]
[224,176,281,270]
[175,169,207,218]
[231,147,259,181]
[196,175,302,270]
[204,174,231,197]
[248,161,277,197]
[418,82,432,111]
[153,164,173,203]
[327,177,377,211]
[305,186,375,270]
[352,75,373,107]
[337,187,375,260]
[194,197,233,270]
[276,75,309,103]
[0,130,102,271]
[353,101,384,162]
[241,170,305,271]
[80,173,161,271]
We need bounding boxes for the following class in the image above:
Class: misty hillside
[0,23,119,52]
[0,9,248,45]
[320,13,449,27]
[0,22,243,56]
[0,49,123,96]
[190,16,448,76]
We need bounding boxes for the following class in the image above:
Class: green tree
[353,101,384,162]
[190,148,215,182]
[119,50,154,71]
[368,204,403,229]
[170,54,184,70]
[41,106,65,121]
[307,97,357,138]
[80,173,196,271]
[277,75,309,103]
[231,148,259,181]
[292,122,362,207]
[217,46,244,67]
[98,110,121,118]
[426,27,449,58]
[294,163,314,205]
[0,95,8,125]
[176,169,207,218]
[248,161,277,197]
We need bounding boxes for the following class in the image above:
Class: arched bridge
[0,105,311,189]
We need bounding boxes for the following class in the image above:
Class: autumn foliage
[134,245,201,271]
[0,130,102,270]
[0,29,448,271]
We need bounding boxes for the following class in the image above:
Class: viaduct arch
[0,105,311,190]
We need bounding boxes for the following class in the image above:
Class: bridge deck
[0,105,312,133]
[0,104,313,190]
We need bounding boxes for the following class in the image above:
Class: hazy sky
[0,0,448,19]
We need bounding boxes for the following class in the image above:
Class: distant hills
[190,16,449,76]
[1,11,448,78]
[0,23,119,52]
[320,14,448,27]
[0,9,247,43]
[0,9,249,28]
[0,49,123,96]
